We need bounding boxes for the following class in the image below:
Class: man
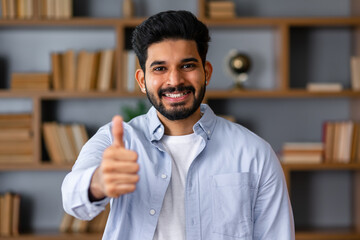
[62,10,295,240]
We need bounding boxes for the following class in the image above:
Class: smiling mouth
[159,86,195,99]
[163,91,191,98]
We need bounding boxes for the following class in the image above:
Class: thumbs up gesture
[90,116,139,200]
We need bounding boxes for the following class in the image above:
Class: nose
[167,68,184,86]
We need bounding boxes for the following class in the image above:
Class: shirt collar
[146,104,217,142]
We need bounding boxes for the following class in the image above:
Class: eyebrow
[181,57,199,63]
[150,61,166,68]
[149,58,199,68]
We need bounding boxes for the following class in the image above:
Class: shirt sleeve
[61,123,112,220]
[253,144,295,240]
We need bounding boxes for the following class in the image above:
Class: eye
[153,66,166,72]
[182,63,196,70]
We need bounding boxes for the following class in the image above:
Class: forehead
[146,39,200,65]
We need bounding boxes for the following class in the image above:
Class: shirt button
[149,209,156,215]
[207,130,211,135]
[161,174,167,179]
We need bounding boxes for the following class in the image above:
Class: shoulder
[215,116,271,150]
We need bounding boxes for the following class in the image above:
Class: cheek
[146,77,162,92]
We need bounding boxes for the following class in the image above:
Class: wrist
[89,168,106,202]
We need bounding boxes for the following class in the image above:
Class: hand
[90,116,139,199]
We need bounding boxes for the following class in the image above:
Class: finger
[106,184,137,197]
[102,161,140,174]
[103,147,138,162]
[112,115,125,148]
[103,173,140,185]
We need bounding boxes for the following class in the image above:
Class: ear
[204,61,213,86]
[135,69,146,93]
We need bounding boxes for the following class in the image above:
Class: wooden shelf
[282,163,360,171]
[1,89,360,99]
[205,89,360,99]
[0,17,145,27]
[0,16,359,28]
[203,17,360,27]
[0,163,73,171]
[3,232,102,240]
[295,228,360,240]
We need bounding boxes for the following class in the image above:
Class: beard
[145,83,206,121]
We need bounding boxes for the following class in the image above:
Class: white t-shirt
[153,133,203,240]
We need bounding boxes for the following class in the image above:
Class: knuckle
[128,184,136,193]
[133,175,140,183]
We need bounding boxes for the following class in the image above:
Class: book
[282,142,324,164]
[0,128,32,141]
[11,73,50,90]
[16,0,26,19]
[281,154,323,164]
[306,82,343,92]
[71,218,89,233]
[88,204,110,233]
[59,212,74,233]
[207,1,235,19]
[7,0,16,19]
[323,121,335,163]
[0,140,33,154]
[351,56,360,91]
[11,194,20,236]
[0,113,32,128]
[51,52,63,90]
[76,51,99,91]
[283,142,324,151]
[43,122,66,164]
[1,0,8,18]
[62,0,72,18]
[0,192,13,237]
[57,124,76,163]
[63,50,76,91]
[71,124,88,154]
[97,49,115,91]
[0,153,33,164]
[208,1,235,11]
[76,50,90,91]
[25,0,33,19]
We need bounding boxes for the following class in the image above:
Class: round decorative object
[225,50,252,89]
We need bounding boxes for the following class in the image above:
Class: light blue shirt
[62,104,295,240]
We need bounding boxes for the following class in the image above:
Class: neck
[157,108,202,136]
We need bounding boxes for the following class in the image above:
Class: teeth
[165,92,187,98]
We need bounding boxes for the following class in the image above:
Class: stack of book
[281,142,324,164]
[351,56,360,91]
[0,113,33,164]
[42,122,88,164]
[207,0,236,19]
[0,192,21,237]
[323,121,360,163]
[11,73,50,91]
[51,49,115,92]
[59,204,110,234]
[306,82,343,92]
[0,0,73,19]
[122,50,141,93]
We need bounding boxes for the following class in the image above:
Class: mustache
[158,86,195,96]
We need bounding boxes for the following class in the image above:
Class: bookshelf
[0,0,359,239]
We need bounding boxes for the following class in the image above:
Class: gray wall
[0,0,355,232]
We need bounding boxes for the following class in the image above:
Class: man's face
[137,39,211,121]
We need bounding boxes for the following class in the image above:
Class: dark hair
[131,10,210,71]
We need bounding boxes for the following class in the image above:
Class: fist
[90,116,140,199]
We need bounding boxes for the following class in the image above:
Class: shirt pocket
[211,172,257,239]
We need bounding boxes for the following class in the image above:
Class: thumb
[112,115,125,148]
